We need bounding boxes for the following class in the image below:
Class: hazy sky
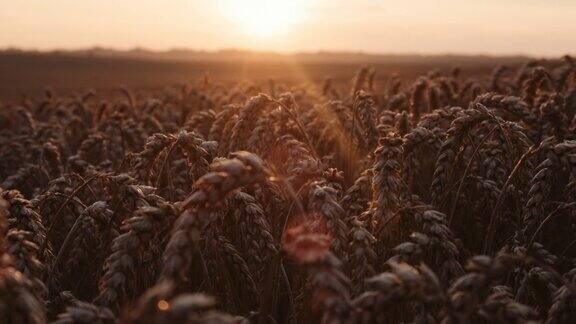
[1,0,574,56]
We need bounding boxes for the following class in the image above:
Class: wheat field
[1,55,576,323]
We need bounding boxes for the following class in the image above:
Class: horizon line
[1,45,568,59]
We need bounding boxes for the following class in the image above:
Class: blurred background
[1,0,574,99]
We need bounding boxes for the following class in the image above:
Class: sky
[1,0,575,56]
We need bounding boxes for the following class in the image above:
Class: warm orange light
[157,300,169,311]
[219,0,307,38]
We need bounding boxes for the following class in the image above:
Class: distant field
[0,52,526,101]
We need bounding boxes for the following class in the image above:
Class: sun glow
[219,0,307,38]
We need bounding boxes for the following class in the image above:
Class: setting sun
[218,0,307,37]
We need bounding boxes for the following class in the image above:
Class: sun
[219,0,307,38]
